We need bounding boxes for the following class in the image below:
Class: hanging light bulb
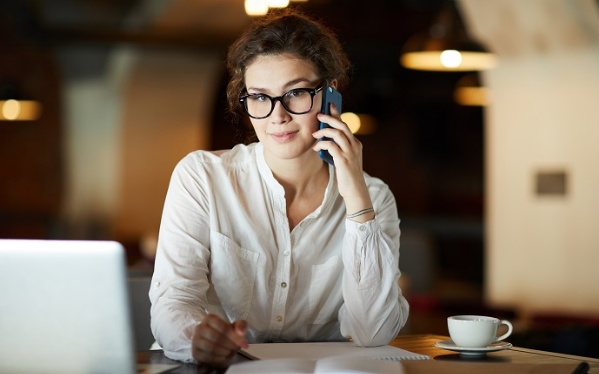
[267,0,290,8]
[401,1,497,71]
[245,0,269,16]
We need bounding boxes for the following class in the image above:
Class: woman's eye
[287,89,306,98]
[249,94,268,102]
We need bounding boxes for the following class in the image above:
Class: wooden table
[391,334,598,373]
[138,334,599,373]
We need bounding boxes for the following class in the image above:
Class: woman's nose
[269,100,290,123]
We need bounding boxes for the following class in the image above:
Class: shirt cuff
[344,217,379,239]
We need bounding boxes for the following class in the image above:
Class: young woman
[149,8,409,367]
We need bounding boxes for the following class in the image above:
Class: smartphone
[318,86,342,165]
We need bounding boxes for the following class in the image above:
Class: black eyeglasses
[239,85,324,119]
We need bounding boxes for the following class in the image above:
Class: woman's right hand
[191,314,249,367]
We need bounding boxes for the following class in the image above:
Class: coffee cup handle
[494,320,513,342]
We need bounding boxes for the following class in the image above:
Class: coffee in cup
[447,315,513,348]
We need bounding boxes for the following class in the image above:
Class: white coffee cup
[447,315,513,348]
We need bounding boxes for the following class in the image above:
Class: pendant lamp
[401,1,497,72]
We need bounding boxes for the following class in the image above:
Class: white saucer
[434,340,513,356]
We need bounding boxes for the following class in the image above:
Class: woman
[149,8,409,367]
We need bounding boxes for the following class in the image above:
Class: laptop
[0,239,177,374]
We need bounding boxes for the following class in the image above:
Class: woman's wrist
[346,207,374,220]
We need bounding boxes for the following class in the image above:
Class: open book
[226,342,429,374]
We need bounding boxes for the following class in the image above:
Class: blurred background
[1,0,598,357]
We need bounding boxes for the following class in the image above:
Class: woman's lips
[270,130,298,142]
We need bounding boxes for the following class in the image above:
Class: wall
[461,0,599,316]
[59,46,220,241]
[113,49,220,240]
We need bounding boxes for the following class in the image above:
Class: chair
[127,275,154,351]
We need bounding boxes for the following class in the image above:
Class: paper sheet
[241,342,430,361]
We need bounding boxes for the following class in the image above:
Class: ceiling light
[245,0,269,16]
[268,0,290,8]
[400,1,497,71]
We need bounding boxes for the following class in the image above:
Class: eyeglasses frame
[239,85,324,119]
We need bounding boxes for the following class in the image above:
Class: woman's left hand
[312,105,374,220]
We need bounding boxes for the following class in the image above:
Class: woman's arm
[338,183,409,346]
[149,156,212,362]
[312,106,409,345]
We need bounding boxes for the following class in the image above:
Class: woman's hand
[312,105,374,222]
[191,314,249,368]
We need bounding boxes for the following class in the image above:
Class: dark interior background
[3,0,596,358]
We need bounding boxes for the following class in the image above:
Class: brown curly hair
[225,8,351,117]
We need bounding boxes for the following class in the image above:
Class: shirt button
[283,250,290,256]
[155,281,161,287]
[359,225,366,232]
[281,282,287,288]
[276,315,283,322]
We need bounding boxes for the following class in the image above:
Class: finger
[193,317,249,356]
[210,318,247,349]
[192,337,231,364]
[192,328,237,366]
[329,102,342,118]
[313,128,354,156]
[196,317,241,352]
[315,114,355,143]
[191,319,232,354]
[232,320,249,349]
[316,112,348,131]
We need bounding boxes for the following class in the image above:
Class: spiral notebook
[240,342,431,362]
[228,342,429,373]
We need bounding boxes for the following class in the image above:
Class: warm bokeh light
[2,99,19,120]
[341,112,377,135]
[440,50,462,68]
[454,86,490,106]
[0,100,42,121]
[401,51,498,71]
[341,112,360,133]
[245,0,303,15]
[267,0,290,8]
[245,0,269,16]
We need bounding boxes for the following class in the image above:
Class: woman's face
[243,53,323,163]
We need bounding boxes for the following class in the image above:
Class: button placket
[268,201,292,338]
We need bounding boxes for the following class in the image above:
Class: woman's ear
[330,79,338,90]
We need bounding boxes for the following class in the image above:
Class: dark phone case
[318,86,343,165]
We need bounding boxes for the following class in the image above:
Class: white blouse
[149,142,409,363]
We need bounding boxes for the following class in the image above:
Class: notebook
[0,239,179,374]
[240,342,431,361]
[228,342,430,373]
